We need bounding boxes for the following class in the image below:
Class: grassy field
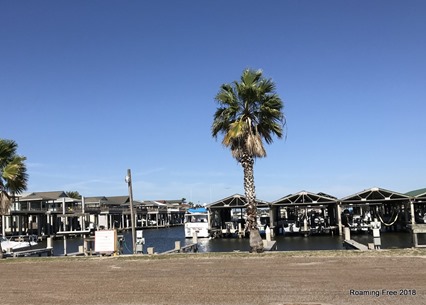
[1,249,425,305]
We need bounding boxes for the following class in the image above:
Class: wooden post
[410,199,417,247]
[192,231,198,244]
[46,214,50,236]
[63,235,67,256]
[269,206,275,237]
[62,197,66,227]
[344,227,351,240]
[373,228,381,250]
[207,209,211,232]
[1,215,5,237]
[410,200,415,225]
[265,226,271,242]
[147,247,154,255]
[175,241,181,251]
[47,237,52,249]
[413,233,419,247]
[303,208,308,236]
[18,215,22,235]
[337,203,342,236]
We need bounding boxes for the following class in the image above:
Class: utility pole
[125,169,136,254]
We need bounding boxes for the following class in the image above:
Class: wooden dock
[160,242,198,254]
[263,240,277,251]
[343,239,369,251]
[11,247,54,257]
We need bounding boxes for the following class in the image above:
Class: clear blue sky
[1,1,425,204]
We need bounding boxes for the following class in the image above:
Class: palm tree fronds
[212,69,286,160]
[0,139,28,216]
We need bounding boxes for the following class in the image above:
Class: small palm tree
[0,139,28,258]
[66,191,82,200]
[212,69,285,252]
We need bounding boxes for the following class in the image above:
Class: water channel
[42,226,425,255]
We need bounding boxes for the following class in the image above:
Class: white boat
[1,235,38,253]
[184,208,209,238]
[283,222,301,234]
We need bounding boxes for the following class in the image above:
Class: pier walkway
[1,249,425,305]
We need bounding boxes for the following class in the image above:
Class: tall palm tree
[0,139,28,258]
[212,69,285,252]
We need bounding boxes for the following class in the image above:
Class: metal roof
[271,190,337,206]
[84,196,108,203]
[20,191,68,201]
[105,196,129,205]
[207,194,270,209]
[340,187,410,204]
[405,188,426,198]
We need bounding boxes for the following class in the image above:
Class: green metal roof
[405,188,426,197]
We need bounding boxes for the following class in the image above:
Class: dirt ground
[1,250,425,305]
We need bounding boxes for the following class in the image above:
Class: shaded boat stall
[271,191,339,236]
[339,187,411,234]
[406,188,426,224]
[206,194,270,238]
[406,188,426,247]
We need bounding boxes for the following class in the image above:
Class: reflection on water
[276,234,345,251]
[351,231,420,249]
[46,226,426,255]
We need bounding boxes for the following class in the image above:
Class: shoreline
[2,247,426,261]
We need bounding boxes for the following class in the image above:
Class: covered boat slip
[271,191,339,236]
[206,187,426,247]
[207,194,270,238]
[339,187,412,234]
[405,188,426,247]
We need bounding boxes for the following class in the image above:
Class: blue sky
[1,1,425,204]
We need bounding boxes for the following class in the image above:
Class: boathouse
[339,187,411,234]
[405,188,426,224]
[271,191,339,236]
[207,194,270,237]
[405,188,426,247]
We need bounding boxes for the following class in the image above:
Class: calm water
[44,226,425,255]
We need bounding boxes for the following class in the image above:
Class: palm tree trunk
[241,153,264,253]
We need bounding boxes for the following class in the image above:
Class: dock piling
[174,241,181,251]
[47,237,52,249]
[63,235,67,256]
[344,227,351,241]
[265,226,271,242]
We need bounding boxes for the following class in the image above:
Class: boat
[283,221,301,234]
[1,235,38,253]
[184,207,209,238]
